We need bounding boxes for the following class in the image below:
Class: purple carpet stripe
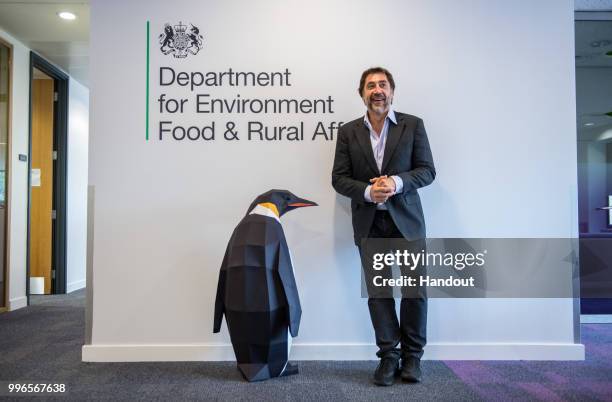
[442,324,612,401]
[517,382,564,402]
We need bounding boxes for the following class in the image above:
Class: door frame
[27,52,69,300]
[0,37,12,312]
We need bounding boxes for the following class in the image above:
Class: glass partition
[575,19,612,314]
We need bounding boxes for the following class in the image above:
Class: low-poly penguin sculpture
[213,189,317,382]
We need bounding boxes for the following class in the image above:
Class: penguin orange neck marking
[257,202,279,217]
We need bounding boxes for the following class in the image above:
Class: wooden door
[30,79,54,294]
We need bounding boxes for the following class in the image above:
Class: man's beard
[366,94,392,115]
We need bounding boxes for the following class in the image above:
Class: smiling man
[331,67,436,386]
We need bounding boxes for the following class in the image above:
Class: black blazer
[331,112,436,245]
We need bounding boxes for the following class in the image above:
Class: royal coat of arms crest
[159,22,203,58]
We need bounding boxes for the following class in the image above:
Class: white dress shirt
[363,109,403,210]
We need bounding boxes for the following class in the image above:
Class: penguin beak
[287,197,318,208]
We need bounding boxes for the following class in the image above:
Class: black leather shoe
[373,355,400,386]
[400,357,422,382]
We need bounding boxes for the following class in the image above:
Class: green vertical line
[146,20,150,141]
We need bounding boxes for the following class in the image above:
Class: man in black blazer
[332,67,435,386]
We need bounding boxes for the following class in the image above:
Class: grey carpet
[0,291,610,401]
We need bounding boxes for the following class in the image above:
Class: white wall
[84,0,582,361]
[0,26,90,309]
[67,79,89,293]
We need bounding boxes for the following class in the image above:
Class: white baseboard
[67,280,86,293]
[82,342,585,362]
[8,296,27,311]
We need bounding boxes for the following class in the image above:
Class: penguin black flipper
[277,232,302,337]
[213,241,231,333]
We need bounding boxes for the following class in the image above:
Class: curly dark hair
[358,67,395,97]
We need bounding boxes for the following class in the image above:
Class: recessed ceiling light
[585,122,595,126]
[58,11,76,20]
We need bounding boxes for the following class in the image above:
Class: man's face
[362,72,394,116]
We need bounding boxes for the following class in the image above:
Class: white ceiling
[0,0,89,86]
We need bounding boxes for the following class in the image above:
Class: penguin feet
[281,362,299,377]
[237,362,299,382]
